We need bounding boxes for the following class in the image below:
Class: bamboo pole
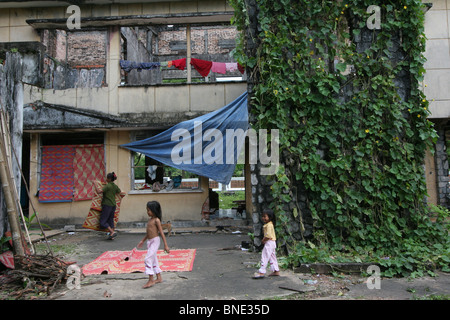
[0,111,36,254]
[0,111,25,257]
[8,127,53,256]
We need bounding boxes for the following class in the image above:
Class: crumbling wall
[435,123,449,208]
[121,25,242,85]
[158,26,238,55]
[0,52,24,239]
[121,27,160,85]
[67,31,107,68]
[41,29,106,89]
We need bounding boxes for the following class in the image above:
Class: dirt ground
[37,231,361,299]
[2,228,450,302]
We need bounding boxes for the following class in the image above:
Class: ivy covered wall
[231,0,450,277]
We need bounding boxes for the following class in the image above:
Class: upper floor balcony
[0,0,247,128]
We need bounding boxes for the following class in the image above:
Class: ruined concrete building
[0,0,247,229]
[0,0,448,233]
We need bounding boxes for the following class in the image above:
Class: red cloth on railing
[190,58,213,77]
[172,58,186,70]
[238,63,245,74]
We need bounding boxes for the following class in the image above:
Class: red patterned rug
[38,144,106,202]
[39,146,76,202]
[0,251,14,269]
[82,248,196,275]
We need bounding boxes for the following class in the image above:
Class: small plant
[218,190,245,209]
[413,294,450,300]
[429,204,450,218]
[23,212,51,230]
[0,235,12,254]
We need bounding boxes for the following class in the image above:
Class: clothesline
[120,58,245,77]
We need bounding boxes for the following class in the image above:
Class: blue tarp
[120,92,248,184]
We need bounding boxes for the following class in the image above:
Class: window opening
[120,24,245,85]
[130,131,200,192]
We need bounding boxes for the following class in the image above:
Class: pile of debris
[0,105,68,299]
[0,254,70,299]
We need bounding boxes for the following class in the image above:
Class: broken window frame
[120,23,245,86]
[40,28,108,89]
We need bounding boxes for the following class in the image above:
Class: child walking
[100,172,121,240]
[253,209,280,279]
[137,201,170,289]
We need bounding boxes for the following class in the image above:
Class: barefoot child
[253,209,280,279]
[137,201,170,288]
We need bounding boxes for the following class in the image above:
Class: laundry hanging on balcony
[171,58,245,76]
[170,58,187,70]
[120,92,248,185]
[190,58,213,77]
[120,58,245,77]
[119,60,161,73]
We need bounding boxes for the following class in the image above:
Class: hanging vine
[230,0,450,277]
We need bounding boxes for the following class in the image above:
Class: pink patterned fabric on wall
[39,144,105,202]
[73,144,106,201]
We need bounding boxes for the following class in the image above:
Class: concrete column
[187,24,192,84]
[107,25,121,115]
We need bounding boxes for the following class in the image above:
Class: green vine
[231,0,450,277]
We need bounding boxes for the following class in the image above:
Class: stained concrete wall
[0,52,24,238]
[0,1,244,226]
[0,8,40,42]
[0,1,234,41]
[1,2,447,118]
[4,1,245,117]
[423,0,450,119]
[22,82,246,117]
